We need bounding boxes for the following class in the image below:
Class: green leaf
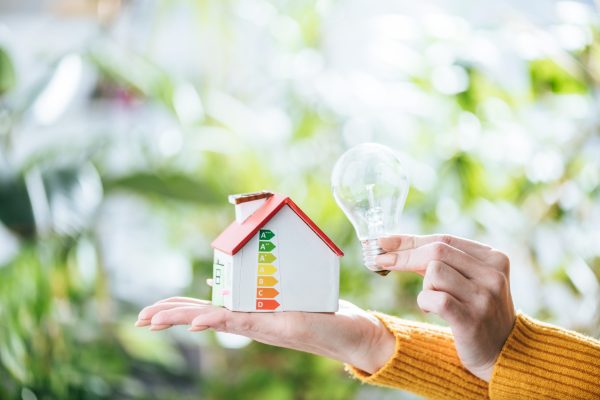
[0,175,35,238]
[116,322,186,371]
[104,172,223,204]
[0,47,16,95]
[442,152,488,205]
[88,49,176,111]
[530,59,587,95]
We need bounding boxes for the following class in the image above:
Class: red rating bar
[256,299,280,310]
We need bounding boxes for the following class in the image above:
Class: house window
[215,268,221,285]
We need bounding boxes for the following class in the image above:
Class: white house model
[210,191,343,312]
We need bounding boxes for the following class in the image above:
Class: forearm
[345,311,489,400]
[345,311,600,400]
[489,312,600,399]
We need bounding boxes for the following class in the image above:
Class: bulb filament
[365,184,384,238]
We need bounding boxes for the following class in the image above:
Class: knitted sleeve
[489,312,600,399]
[344,311,489,400]
[345,311,600,399]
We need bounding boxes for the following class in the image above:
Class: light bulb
[331,143,409,276]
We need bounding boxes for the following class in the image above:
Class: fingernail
[188,325,208,332]
[135,319,150,327]
[378,235,400,248]
[377,236,390,247]
[149,324,171,331]
[376,253,396,267]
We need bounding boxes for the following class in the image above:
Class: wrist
[469,361,495,382]
[348,316,396,374]
[367,319,396,373]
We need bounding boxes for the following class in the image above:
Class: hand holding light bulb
[137,143,515,384]
[329,143,515,380]
[331,143,409,275]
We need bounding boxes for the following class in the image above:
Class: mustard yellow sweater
[346,311,600,399]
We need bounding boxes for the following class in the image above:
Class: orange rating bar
[257,276,278,286]
[256,299,280,310]
[257,264,277,275]
[256,288,279,298]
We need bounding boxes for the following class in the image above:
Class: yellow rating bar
[257,276,278,287]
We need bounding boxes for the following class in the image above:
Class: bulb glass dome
[331,143,409,273]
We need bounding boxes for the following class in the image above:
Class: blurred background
[1,0,600,399]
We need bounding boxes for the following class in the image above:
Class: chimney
[228,191,273,224]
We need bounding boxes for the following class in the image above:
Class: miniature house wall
[211,192,343,313]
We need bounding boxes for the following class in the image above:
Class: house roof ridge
[211,192,343,257]
[282,197,344,256]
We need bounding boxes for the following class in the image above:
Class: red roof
[211,193,344,257]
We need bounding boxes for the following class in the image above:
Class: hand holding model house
[136,190,397,374]
[136,191,517,383]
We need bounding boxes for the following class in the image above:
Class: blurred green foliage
[0,47,15,95]
[1,1,600,399]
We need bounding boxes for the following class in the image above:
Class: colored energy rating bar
[257,264,277,275]
[256,229,279,310]
[259,229,275,240]
[257,276,278,286]
[256,299,280,310]
[259,241,276,252]
[258,252,277,263]
[256,288,279,298]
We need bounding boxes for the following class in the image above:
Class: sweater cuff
[489,312,600,399]
[345,311,489,400]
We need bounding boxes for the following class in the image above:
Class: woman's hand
[136,298,395,374]
[376,234,516,381]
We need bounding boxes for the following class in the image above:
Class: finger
[379,234,493,261]
[151,305,216,326]
[191,309,229,331]
[423,261,475,302]
[138,301,211,321]
[193,309,266,336]
[192,310,281,344]
[376,242,482,278]
[149,324,172,331]
[155,297,211,305]
[135,319,151,327]
[378,235,416,252]
[188,325,210,332]
[417,290,465,325]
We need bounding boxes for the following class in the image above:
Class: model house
[210,191,343,312]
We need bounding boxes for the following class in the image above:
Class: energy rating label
[256,229,281,311]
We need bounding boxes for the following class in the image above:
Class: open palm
[136,297,395,374]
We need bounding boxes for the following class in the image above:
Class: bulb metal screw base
[361,239,390,276]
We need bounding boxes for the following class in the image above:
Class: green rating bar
[259,241,276,252]
[259,229,275,240]
[258,252,277,263]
